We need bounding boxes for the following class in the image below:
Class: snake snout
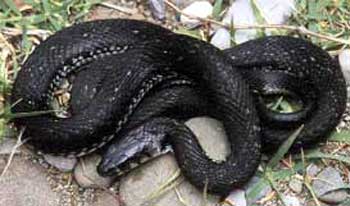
[97,158,122,177]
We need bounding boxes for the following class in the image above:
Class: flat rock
[44,154,77,172]
[120,117,229,206]
[312,167,348,204]
[0,156,59,206]
[0,138,20,155]
[74,154,115,189]
[120,154,220,206]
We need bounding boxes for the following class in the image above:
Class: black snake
[11,19,347,195]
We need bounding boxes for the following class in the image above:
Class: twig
[98,2,137,15]
[164,0,350,45]
[174,188,192,206]
[304,177,322,206]
[0,127,27,178]
[1,27,51,37]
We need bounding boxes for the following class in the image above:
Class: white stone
[283,195,300,206]
[255,0,295,24]
[223,0,257,44]
[339,49,350,84]
[180,1,213,27]
[223,0,295,43]
[210,28,231,50]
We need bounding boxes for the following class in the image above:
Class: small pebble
[180,1,213,27]
[283,195,301,206]
[289,177,303,194]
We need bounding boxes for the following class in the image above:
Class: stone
[223,0,294,43]
[306,163,320,177]
[0,156,59,206]
[283,195,301,206]
[44,154,77,172]
[149,0,166,21]
[255,0,295,24]
[74,154,115,189]
[185,117,230,161]
[223,0,257,44]
[339,49,350,84]
[0,138,20,155]
[180,1,213,27]
[120,154,220,206]
[312,167,348,204]
[93,191,120,206]
[210,28,231,50]
[223,189,246,206]
[289,177,303,194]
[319,190,348,204]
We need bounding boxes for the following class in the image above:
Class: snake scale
[11,19,347,195]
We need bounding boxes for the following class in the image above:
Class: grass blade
[329,131,350,143]
[212,0,223,20]
[267,125,304,168]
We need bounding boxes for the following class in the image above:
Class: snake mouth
[97,143,173,177]
[97,154,152,177]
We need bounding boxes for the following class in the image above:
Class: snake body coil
[11,19,346,195]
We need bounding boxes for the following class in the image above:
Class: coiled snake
[11,19,347,195]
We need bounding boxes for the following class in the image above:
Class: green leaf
[174,27,202,40]
[267,125,304,168]
[246,176,269,202]
[212,0,223,20]
[250,0,266,38]
[301,150,350,165]
[4,0,21,16]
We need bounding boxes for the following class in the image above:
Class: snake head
[97,125,171,177]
